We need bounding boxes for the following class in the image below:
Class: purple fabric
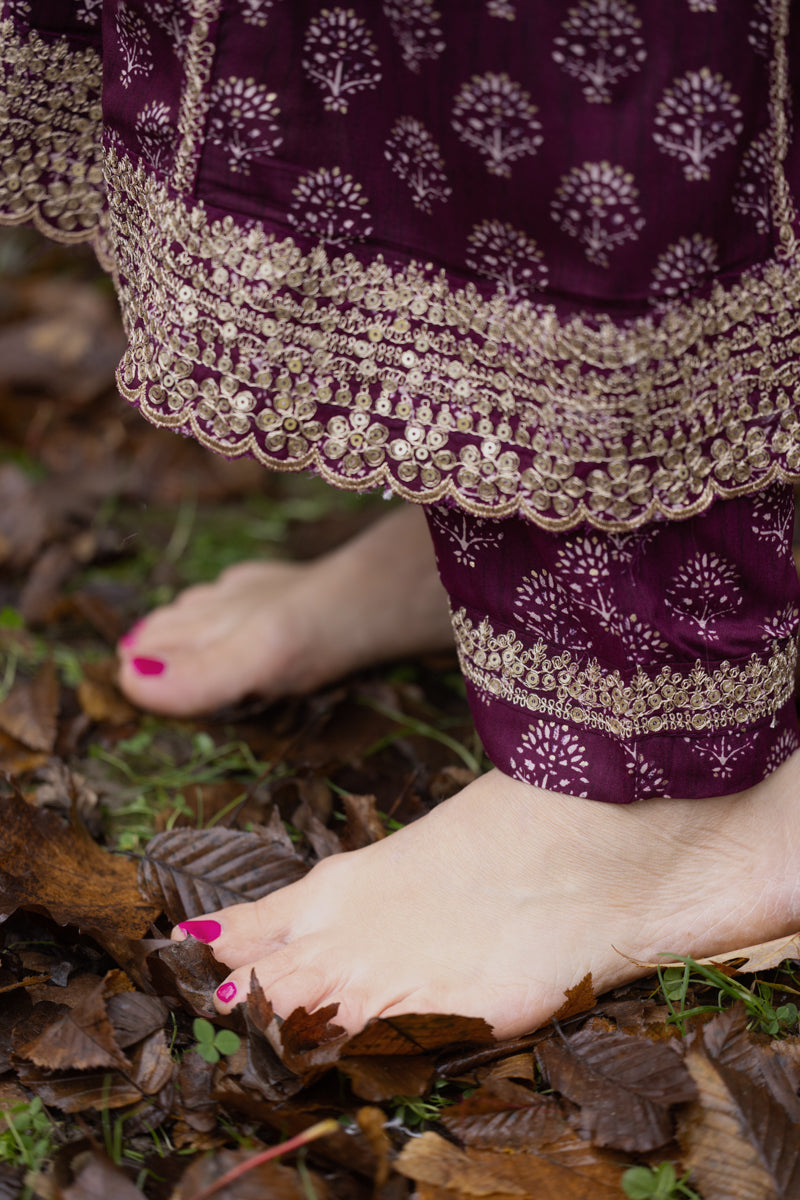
[426,485,800,802]
[3,3,800,526]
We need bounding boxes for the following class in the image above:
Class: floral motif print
[687,0,716,10]
[760,603,799,641]
[487,0,515,17]
[552,0,646,104]
[75,0,102,26]
[750,487,794,544]
[664,553,743,639]
[513,568,591,651]
[733,131,772,234]
[653,69,743,181]
[302,8,382,113]
[151,0,191,58]
[115,2,152,89]
[550,162,644,267]
[237,0,280,27]
[649,234,719,305]
[466,220,548,298]
[748,0,771,57]
[451,73,543,178]
[622,747,670,799]
[207,77,282,174]
[684,730,753,780]
[427,507,504,568]
[135,101,174,171]
[510,725,591,797]
[384,117,451,213]
[289,166,373,244]
[382,0,445,72]
[3,0,30,21]
[764,728,800,776]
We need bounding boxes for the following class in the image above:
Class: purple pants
[426,486,800,802]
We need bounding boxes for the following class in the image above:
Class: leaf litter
[1,230,800,1198]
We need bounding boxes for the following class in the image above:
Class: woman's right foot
[117,504,453,716]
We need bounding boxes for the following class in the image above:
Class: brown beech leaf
[713,934,800,974]
[146,937,228,1015]
[339,1053,435,1102]
[61,1151,147,1199]
[138,827,309,924]
[16,976,130,1071]
[701,1005,800,1121]
[105,992,169,1048]
[343,1013,496,1057]
[551,973,596,1023]
[0,783,159,945]
[396,1128,626,1199]
[340,791,386,849]
[679,1041,800,1200]
[536,1019,696,1152]
[174,1150,327,1200]
[442,1092,569,1150]
[14,1061,143,1112]
[0,660,58,751]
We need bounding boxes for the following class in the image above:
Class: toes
[171,895,296,969]
[213,945,334,1019]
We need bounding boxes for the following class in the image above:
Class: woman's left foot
[173,753,800,1039]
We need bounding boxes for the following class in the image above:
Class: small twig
[185,1119,339,1200]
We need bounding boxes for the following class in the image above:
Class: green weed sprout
[622,1163,700,1200]
[657,954,800,1037]
[0,1096,55,1197]
[192,1018,241,1065]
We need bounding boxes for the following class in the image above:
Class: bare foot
[172,752,800,1039]
[117,505,452,716]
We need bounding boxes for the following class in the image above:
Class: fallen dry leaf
[15,974,131,1072]
[396,1128,627,1200]
[679,1040,800,1200]
[0,660,58,751]
[138,827,309,924]
[0,781,160,947]
[536,1018,696,1152]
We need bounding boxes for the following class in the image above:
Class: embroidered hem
[4,17,800,530]
[451,607,797,740]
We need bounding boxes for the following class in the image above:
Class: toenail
[216,982,237,1004]
[132,656,165,676]
[178,919,222,943]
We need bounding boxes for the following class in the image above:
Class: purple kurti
[2,0,799,800]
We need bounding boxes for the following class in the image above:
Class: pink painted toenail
[178,919,222,943]
[119,620,145,649]
[216,982,237,1004]
[132,656,165,676]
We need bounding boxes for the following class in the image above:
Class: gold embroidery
[3,10,800,532]
[451,607,796,738]
[170,0,222,195]
[0,21,107,252]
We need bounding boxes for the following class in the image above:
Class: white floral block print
[75,0,102,26]
[551,161,644,267]
[649,234,719,304]
[383,0,446,72]
[289,166,373,245]
[466,219,548,299]
[116,2,153,89]
[303,8,382,113]
[513,568,591,652]
[684,730,752,780]
[733,131,772,235]
[763,728,800,776]
[510,725,590,797]
[208,77,282,175]
[452,73,543,178]
[385,117,451,213]
[487,0,516,17]
[552,0,646,104]
[135,101,174,171]
[427,508,504,568]
[664,552,743,639]
[653,68,743,182]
